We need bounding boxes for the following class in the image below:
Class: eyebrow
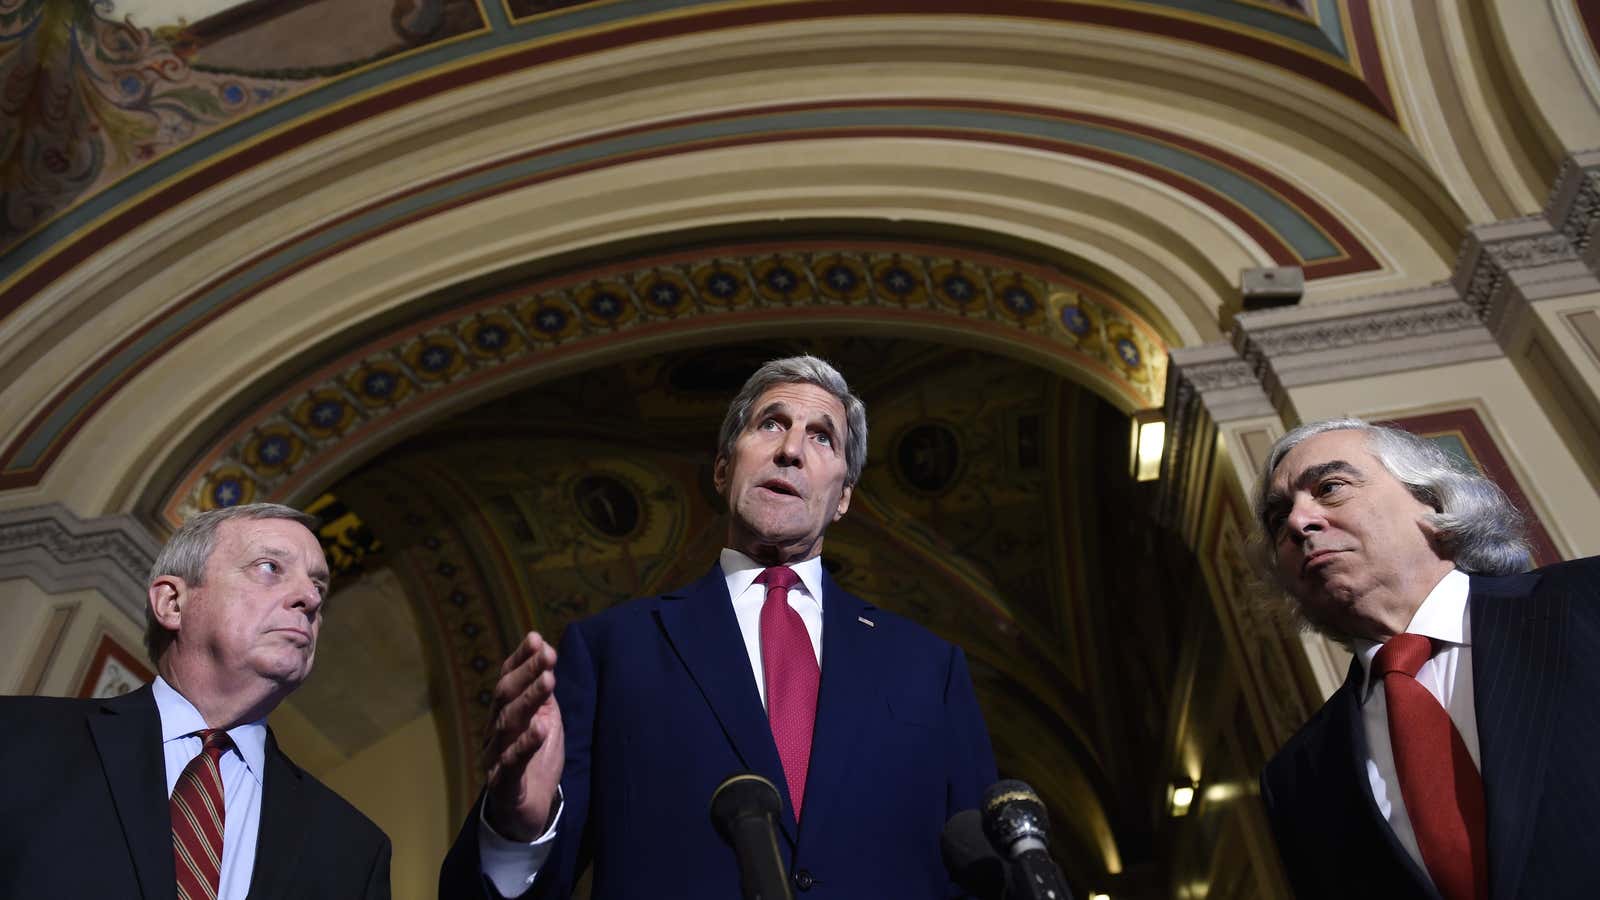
[1260,459,1364,525]
[755,402,838,434]
[252,544,331,586]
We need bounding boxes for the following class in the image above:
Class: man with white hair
[1254,418,1599,900]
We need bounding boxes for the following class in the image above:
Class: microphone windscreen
[941,809,1007,900]
[981,778,1051,853]
[709,773,784,839]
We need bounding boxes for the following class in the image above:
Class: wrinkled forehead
[751,382,847,422]
[214,517,327,568]
[1270,429,1373,488]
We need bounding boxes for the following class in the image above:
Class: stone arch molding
[147,240,1172,526]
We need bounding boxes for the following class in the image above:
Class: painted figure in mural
[1253,417,1600,900]
[440,355,997,899]
[0,503,391,899]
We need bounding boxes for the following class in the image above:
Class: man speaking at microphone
[440,355,997,899]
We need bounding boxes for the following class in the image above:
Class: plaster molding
[1231,286,1501,413]
[0,504,160,624]
[1546,148,1600,253]
[1156,342,1272,537]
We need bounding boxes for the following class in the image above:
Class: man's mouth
[1301,548,1343,574]
[759,479,801,497]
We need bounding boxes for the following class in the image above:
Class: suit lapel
[1331,658,1439,897]
[793,572,876,850]
[1471,569,1560,900]
[246,731,311,900]
[86,686,174,900]
[655,566,796,844]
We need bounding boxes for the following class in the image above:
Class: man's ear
[832,483,853,522]
[712,455,729,496]
[148,575,188,633]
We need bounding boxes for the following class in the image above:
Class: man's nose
[775,427,805,465]
[290,574,324,614]
[1284,495,1323,541]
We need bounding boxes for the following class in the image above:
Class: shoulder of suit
[269,740,389,846]
[1263,683,1351,777]
[1471,555,1600,598]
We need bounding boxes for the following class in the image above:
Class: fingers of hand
[498,631,551,677]
[492,638,556,712]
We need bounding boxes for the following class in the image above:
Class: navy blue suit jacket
[442,564,997,899]
[1261,556,1600,899]
[0,685,391,899]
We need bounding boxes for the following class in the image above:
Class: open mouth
[759,479,800,497]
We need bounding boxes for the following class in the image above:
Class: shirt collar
[1354,568,1471,701]
[719,547,825,609]
[152,675,269,785]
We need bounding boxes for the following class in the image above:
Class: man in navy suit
[0,503,390,899]
[441,355,997,899]
[1255,418,1599,900]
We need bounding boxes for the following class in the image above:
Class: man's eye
[813,431,832,446]
[1315,480,1346,497]
[257,561,280,575]
[758,419,781,431]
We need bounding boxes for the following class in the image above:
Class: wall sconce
[1129,408,1165,482]
[1168,779,1196,817]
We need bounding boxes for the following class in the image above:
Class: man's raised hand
[482,632,564,842]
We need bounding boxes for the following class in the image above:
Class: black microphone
[942,808,1008,900]
[981,780,1076,900]
[709,773,795,900]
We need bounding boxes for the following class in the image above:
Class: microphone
[709,773,795,900]
[941,808,1008,900]
[981,780,1076,900]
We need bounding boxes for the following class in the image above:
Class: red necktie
[757,566,818,821]
[171,729,233,900]
[1374,634,1487,900]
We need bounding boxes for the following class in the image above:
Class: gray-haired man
[1255,418,1599,900]
[442,355,997,899]
[0,503,391,899]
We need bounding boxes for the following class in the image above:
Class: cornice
[0,504,160,624]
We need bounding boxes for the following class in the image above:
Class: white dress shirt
[1354,568,1480,883]
[481,550,828,896]
[721,547,827,705]
[152,676,267,900]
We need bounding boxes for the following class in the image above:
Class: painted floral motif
[0,0,300,252]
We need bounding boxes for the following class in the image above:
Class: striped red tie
[1375,634,1487,900]
[171,729,232,900]
[757,566,818,822]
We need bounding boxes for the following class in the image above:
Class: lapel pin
[858,616,875,628]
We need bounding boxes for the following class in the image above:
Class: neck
[159,655,287,730]
[1359,559,1457,642]
[731,533,822,567]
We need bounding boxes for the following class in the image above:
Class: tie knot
[756,566,800,592]
[1374,633,1433,678]
[194,728,234,757]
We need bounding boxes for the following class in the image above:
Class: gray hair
[1253,417,1532,587]
[716,355,868,485]
[145,503,320,663]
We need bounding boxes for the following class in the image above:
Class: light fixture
[1169,779,1196,817]
[1088,894,1111,900]
[1129,408,1165,482]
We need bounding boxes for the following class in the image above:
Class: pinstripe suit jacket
[1261,556,1600,900]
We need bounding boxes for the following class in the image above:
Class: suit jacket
[0,684,391,899]
[1261,555,1600,899]
[441,564,997,899]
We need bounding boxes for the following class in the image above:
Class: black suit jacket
[0,684,391,899]
[1261,556,1600,899]
[440,565,997,900]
